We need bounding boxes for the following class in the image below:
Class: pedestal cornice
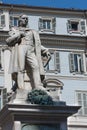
[0,103,80,125]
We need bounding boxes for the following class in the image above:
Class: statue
[6,14,51,102]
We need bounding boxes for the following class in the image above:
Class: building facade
[0,3,87,130]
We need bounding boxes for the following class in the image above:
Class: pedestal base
[0,103,80,130]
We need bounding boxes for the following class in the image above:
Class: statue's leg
[17,72,24,89]
[26,53,51,97]
[11,73,18,91]
[26,53,43,89]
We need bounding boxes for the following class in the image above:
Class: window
[39,17,56,32]
[76,91,87,115]
[45,50,60,72]
[0,14,5,28]
[67,19,85,34]
[10,16,19,27]
[43,20,51,30]
[69,53,85,73]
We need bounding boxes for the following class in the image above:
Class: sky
[2,0,87,10]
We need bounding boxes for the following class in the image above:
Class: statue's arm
[6,27,25,46]
[41,45,51,67]
[6,33,21,46]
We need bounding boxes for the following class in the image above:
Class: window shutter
[10,16,13,27]
[83,93,87,115]
[76,91,87,115]
[1,50,4,70]
[0,50,1,69]
[67,20,72,32]
[38,18,43,30]
[76,92,82,115]
[80,21,85,33]
[1,14,5,27]
[55,51,60,72]
[69,53,75,72]
[2,88,7,107]
[52,18,56,32]
[77,93,82,105]
[80,54,84,72]
[48,53,55,70]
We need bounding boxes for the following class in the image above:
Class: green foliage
[27,89,53,105]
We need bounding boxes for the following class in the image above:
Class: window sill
[68,30,85,35]
[71,72,85,75]
[39,29,55,33]
[45,70,60,74]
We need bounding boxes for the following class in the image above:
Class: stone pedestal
[0,103,80,130]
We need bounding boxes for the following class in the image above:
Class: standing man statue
[6,14,51,93]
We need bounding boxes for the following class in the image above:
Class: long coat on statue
[6,27,45,76]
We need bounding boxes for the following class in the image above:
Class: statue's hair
[19,14,28,19]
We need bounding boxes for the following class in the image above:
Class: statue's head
[18,14,28,27]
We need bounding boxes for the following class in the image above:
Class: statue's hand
[42,50,51,59]
[42,50,51,67]
[45,51,51,59]
[20,31,26,38]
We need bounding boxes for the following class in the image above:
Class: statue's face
[18,15,28,27]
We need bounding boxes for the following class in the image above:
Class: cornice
[0,3,86,17]
[0,103,80,125]
[46,74,87,81]
[40,34,87,49]
[0,31,86,49]
[40,34,87,43]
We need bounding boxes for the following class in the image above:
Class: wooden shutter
[10,16,13,27]
[48,52,55,70]
[80,20,85,33]
[76,92,82,115]
[2,88,7,107]
[52,18,56,32]
[0,50,1,69]
[67,20,72,32]
[55,51,60,72]
[76,92,87,115]
[1,14,5,27]
[80,54,84,72]
[69,53,75,72]
[83,93,87,115]
[38,18,43,30]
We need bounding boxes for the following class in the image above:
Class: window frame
[75,90,87,116]
[0,14,6,28]
[9,15,19,27]
[69,52,86,74]
[44,50,60,73]
[67,19,85,34]
[39,17,56,33]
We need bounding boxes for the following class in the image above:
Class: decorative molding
[40,34,87,49]
[0,3,86,17]
[46,74,87,81]
[44,78,64,88]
